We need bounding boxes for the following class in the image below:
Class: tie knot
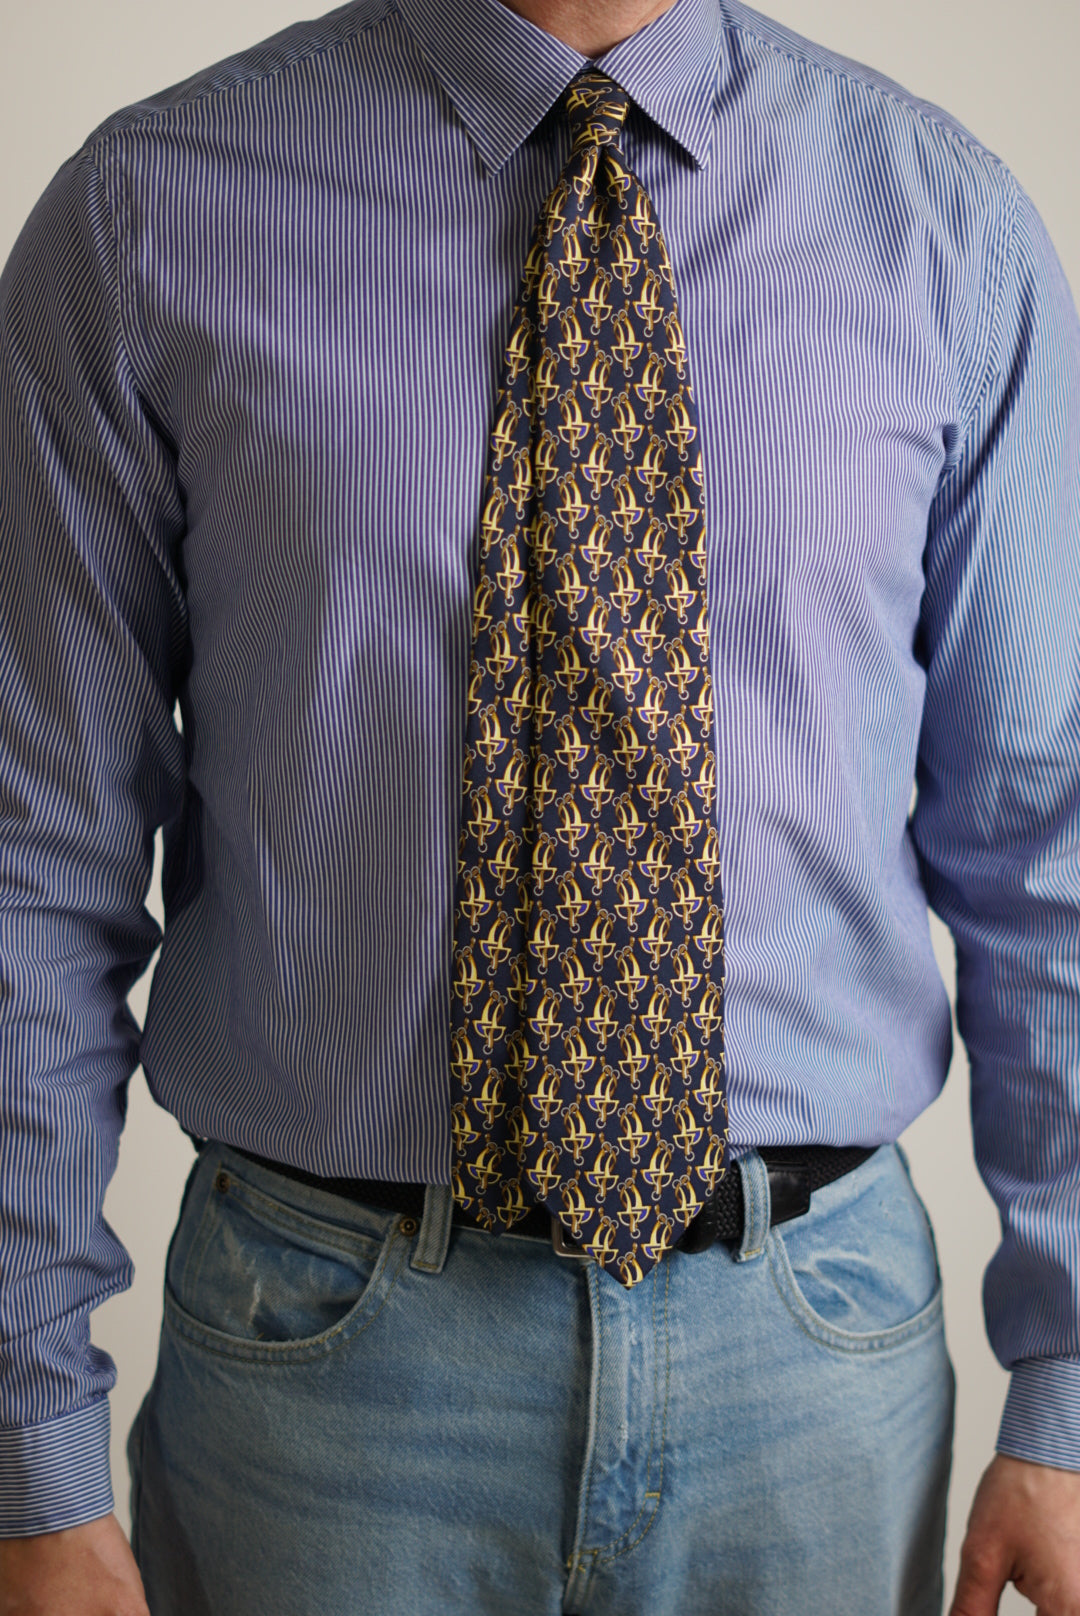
[565,72,630,154]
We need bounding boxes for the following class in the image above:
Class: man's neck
[494,0,679,57]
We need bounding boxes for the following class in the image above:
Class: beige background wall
[3,1,1078,1608]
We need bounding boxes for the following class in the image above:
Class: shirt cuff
[0,1402,114,1536]
[997,1358,1080,1472]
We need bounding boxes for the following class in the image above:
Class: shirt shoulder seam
[947,170,1020,485]
[80,0,395,156]
[716,9,1020,463]
[74,142,187,606]
[718,10,1014,189]
[82,144,139,389]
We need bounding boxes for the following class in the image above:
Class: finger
[949,1551,1006,1616]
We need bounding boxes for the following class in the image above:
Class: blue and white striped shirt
[1,0,1079,1533]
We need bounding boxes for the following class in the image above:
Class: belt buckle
[551,1217,591,1260]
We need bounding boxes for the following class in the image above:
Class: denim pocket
[163,1151,408,1363]
[767,1145,943,1354]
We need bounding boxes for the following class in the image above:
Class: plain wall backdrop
[2,1,1078,1609]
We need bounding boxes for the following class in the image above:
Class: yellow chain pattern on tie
[451,71,728,1288]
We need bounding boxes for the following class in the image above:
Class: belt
[223,1142,876,1258]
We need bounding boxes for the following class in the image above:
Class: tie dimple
[565,71,630,153]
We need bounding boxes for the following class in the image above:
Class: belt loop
[734,1151,771,1264]
[411,1184,453,1274]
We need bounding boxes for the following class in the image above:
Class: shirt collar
[392,0,726,172]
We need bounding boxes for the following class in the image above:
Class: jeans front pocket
[163,1145,408,1363]
[767,1144,944,1354]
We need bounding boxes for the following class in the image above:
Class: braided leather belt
[225,1143,876,1257]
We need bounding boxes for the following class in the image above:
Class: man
[0,0,1078,1608]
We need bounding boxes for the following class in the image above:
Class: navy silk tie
[451,71,728,1288]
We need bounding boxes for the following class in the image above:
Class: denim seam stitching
[742,1158,767,1260]
[176,1164,385,1319]
[573,1265,604,1579]
[593,1259,669,1564]
[181,1180,227,1303]
[162,1226,409,1364]
[127,1399,148,1563]
[216,1169,392,1257]
[766,1233,945,1355]
[411,1185,452,1273]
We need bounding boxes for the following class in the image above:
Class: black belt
[223,1143,876,1256]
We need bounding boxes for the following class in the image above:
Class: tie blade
[451,72,728,1284]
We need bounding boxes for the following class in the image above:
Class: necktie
[451,70,728,1288]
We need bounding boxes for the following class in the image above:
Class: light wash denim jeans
[128,1140,953,1615]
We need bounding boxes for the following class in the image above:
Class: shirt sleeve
[0,140,187,1533]
[912,174,1080,1470]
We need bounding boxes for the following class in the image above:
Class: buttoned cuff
[997,1358,1080,1472]
[0,1402,113,1536]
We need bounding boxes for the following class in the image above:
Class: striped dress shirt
[1,0,1079,1533]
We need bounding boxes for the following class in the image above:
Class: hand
[0,1514,149,1616]
[950,1454,1080,1615]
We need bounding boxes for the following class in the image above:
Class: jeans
[128,1140,953,1615]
